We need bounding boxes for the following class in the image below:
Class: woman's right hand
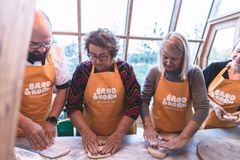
[143,126,162,147]
[231,111,240,124]
[82,131,100,156]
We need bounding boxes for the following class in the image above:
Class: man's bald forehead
[34,10,52,30]
[31,10,52,42]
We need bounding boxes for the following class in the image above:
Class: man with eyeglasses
[17,10,70,151]
[66,28,141,157]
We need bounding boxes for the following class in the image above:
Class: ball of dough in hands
[86,136,111,159]
[223,115,238,121]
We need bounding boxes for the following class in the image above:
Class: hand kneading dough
[86,148,111,159]
[86,137,111,159]
[38,142,71,159]
[14,147,43,160]
[223,115,238,121]
[147,146,167,159]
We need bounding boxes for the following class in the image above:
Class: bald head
[31,10,52,43]
[27,10,53,64]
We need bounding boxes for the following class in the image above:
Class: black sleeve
[203,61,230,89]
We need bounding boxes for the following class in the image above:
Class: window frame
[196,10,240,69]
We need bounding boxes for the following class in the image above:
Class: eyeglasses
[29,40,55,50]
[88,53,109,62]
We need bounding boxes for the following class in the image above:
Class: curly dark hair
[84,28,119,58]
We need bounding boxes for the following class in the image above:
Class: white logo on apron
[24,81,51,95]
[211,89,235,104]
[93,87,117,100]
[162,94,187,108]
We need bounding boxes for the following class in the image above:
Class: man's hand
[22,119,50,151]
[43,121,56,145]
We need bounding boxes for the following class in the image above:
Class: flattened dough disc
[38,142,71,159]
[14,147,43,160]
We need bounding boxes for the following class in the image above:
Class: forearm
[141,67,157,129]
[18,112,32,129]
[180,120,200,139]
[190,66,210,123]
[69,110,93,135]
[192,109,209,124]
[141,102,153,130]
[112,115,134,136]
[48,88,67,117]
[209,99,220,109]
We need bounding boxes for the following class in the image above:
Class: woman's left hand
[100,133,123,155]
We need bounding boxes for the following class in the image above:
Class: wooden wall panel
[0,0,36,159]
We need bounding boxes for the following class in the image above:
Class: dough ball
[223,115,238,121]
[147,146,167,159]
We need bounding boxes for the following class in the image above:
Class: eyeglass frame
[87,53,109,62]
[29,40,55,50]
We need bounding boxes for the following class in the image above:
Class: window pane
[81,0,128,35]
[36,0,78,32]
[216,0,240,17]
[208,27,235,65]
[189,42,200,64]
[116,39,125,61]
[131,0,174,38]
[53,35,79,78]
[127,40,160,86]
[81,36,89,62]
[176,0,213,39]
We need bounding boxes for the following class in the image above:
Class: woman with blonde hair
[140,32,209,150]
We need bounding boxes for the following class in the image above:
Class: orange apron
[202,63,240,129]
[83,63,135,136]
[152,74,192,133]
[17,53,55,137]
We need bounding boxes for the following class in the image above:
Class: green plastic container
[57,118,74,136]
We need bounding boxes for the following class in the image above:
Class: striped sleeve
[117,61,141,120]
[65,61,92,116]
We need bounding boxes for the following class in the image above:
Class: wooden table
[15,127,240,160]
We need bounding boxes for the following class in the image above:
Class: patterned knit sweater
[66,60,141,120]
